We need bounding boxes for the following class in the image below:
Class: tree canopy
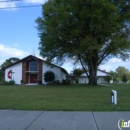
[109,66,130,82]
[72,68,84,77]
[36,0,130,85]
[0,57,20,69]
[0,57,20,82]
[122,74,128,83]
[109,70,118,82]
[116,66,129,79]
[105,75,112,83]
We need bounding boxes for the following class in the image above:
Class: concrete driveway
[0,110,129,130]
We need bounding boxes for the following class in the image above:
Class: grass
[0,84,129,111]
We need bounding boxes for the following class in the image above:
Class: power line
[0,1,126,10]
[0,4,42,9]
[0,0,20,2]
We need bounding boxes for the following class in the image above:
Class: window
[29,60,38,71]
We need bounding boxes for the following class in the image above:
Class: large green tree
[116,66,129,79]
[36,0,130,85]
[115,66,130,82]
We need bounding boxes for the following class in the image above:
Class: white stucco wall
[78,76,107,84]
[42,62,66,84]
[97,77,106,84]
[5,62,22,84]
[75,70,112,84]
[81,70,109,77]
[78,77,88,84]
[61,71,66,80]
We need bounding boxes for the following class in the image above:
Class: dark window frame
[29,60,38,71]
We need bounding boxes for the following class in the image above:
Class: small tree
[122,75,127,83]
[72,68,84,77]
[105,75,112,84]
[44,71,55,84]
[109,70,118,83]
[20,79,25,84]
[72,68,84,84]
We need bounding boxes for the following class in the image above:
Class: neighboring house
[3,55,68,84]
[67,69,113,84]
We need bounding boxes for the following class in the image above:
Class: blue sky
[0,0,130,73]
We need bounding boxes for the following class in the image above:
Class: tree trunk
[79,54,98,85]
[88,58,98,85]
[88,68,97,85]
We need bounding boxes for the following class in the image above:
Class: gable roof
[2,55,68,74]
[67,68,112,78]
[97,69,112,76]
[2,55,40,70]
[79,69,112,77]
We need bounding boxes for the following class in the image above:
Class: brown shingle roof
[2,55,68,74]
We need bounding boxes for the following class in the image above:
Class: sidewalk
[0,110,130,130]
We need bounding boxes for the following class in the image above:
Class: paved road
[0,110,130,130]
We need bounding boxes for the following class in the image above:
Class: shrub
[53,80,60,85]
[61,79,71,85]
[20,79,25,84]
[1,80,8,85]
[44,71,55,84]
[1,80,15,85]
[75,78,79,84]
[37,80,42,85]
[8,80,15,85]
[105,75,112,83]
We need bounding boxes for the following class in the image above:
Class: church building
[3,55,68,84]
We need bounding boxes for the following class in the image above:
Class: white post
[111,90,114,103]
[113,90,117,105]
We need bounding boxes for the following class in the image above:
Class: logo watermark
[118,118,130,130]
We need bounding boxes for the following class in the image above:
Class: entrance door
[30,74,37,83]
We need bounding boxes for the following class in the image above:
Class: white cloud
[0,44,29,59]
[99,57,130,72]
[0,1,16,9]
[109,58,122,63]
[0,0,46,11]
[14,43,19,47]
[24,0,47,4]
[99,65,113,72]
[0,0,47,11]
[0,60,4,66]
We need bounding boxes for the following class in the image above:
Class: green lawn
[0,84,129,111]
